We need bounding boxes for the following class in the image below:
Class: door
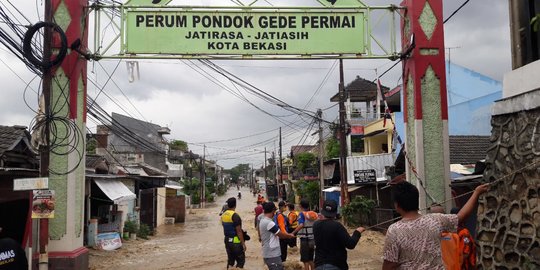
[139,188,157,230]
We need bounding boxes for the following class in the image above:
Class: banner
[125,10,365,55]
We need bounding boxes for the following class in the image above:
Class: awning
[322,187,341,192]
[94,179,136,204]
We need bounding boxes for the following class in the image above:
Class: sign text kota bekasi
[125,10,365,55]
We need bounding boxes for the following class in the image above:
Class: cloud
[0,0,513,168]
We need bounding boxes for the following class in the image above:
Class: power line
[444,0,471,24]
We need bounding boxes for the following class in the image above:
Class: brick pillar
[400,0,451,211]
[44,0,89,268]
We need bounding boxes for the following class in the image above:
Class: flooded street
[89,187,384,269]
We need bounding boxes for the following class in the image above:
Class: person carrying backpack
[274,201,290,262]
[291,199,319,270]
[287,203,299,247]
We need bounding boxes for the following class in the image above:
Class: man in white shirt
[258,202,295,270]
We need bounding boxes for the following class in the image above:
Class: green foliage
[207,193,215,202]
[294,180,319,210]
[180,178,200,196]
[138,223,151,240]
[123,220,138,234]
[229,164,250,183]
[191,194,200,205]
[296,152,316,172]
[205,180,216,194]
[217,183,226,196]
[286,181,295,203]
[341,196,376,226]
[170,140,188,151]
[326,137,340,159]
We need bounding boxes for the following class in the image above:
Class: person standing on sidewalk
[259,202,295,270]
[292,199,319,270]
[382,181,489,270]
[221,197,246,269]
[313,200,365,270]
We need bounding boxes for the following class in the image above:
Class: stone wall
[477,106,540,269]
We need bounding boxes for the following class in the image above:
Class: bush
[341,196,376,226]
[138,223,151,239]
[207,193,215,202]
[217,183,226,196]
[124,220,138,234]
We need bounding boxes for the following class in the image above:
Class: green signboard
[125,10,365,55]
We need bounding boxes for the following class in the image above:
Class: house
[0,125,39,250]
[96,112,172,173]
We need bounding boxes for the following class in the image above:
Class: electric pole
[279,127,282,185]
[39,1,52,269]
[264,147,267,181]
[338,59,349,206]
[200,145,206,208]
[317,109,324,210]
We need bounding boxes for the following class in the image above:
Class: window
[351,135,365,153]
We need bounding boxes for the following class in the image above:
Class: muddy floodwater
[89,187,384,269]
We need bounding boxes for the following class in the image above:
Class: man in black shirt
[313,200,365,270]
[0,227,28,270]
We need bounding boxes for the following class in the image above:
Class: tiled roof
[449,136,491,165]
[330,76,390,102]
[0,125,31,156]
[291,145,316,156]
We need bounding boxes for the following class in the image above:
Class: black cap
[321,200,338,218]
[263,202,277,213]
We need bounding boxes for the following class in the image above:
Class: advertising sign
[125,10,365,55]
[32,190,55,218]
[353,169,376,183]
[96,232,123,251]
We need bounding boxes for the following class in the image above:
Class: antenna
[445,46,461,105]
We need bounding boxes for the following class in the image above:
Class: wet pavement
[89,187,384,269]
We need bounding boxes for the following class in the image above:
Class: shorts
[300,238,315,262]
[264,256,284,270]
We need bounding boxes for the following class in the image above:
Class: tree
[294,180,320,211]
[326,137,340,159]
[296,152,316,172]
[228,164,250,183]
[170,140,188,151]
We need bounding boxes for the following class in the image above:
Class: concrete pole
[317,109,324,210]
[338,59,350,206]
[401,0,451,212]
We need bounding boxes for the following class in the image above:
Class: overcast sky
[0,0,511,169]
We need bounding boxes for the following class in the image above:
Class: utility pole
[264,147,267,181]
[279,127,282,185]
[200,145,206,208]
[39,1,52,269]
[317,109,324,210]
[338,59,350,206]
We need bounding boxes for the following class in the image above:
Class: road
[89,187,384,269]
